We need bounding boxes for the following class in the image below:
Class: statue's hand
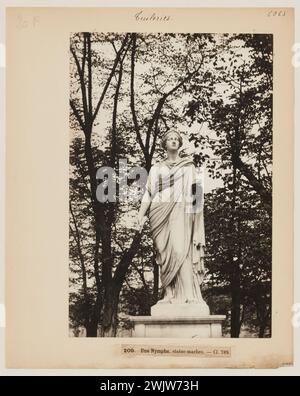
[138,214,148,231]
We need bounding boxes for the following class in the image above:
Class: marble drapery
[143,156,206,304]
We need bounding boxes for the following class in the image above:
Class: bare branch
[92,33,130,124]
[70,202,88,295]
[131,259,150,293]
[70,43,88,122]
[148,56,205,156]
[86,33,93,116]
[70,99,85,132]
[130,33,146,155]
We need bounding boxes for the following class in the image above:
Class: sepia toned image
[69,32,272,339]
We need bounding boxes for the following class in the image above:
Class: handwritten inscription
[134,10,171,22]
[16,14,39,29]
[267,10,286,17]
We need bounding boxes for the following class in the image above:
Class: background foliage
[69,33,272,337]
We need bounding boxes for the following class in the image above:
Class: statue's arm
[137,166,155,229]
[139,190,151,214]
[137,190,151,230]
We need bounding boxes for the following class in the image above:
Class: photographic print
[6,6,293,368]
[69,32,272,339]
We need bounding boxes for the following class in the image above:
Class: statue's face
[165,132,180,151]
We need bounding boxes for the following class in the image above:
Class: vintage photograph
[69,32,272,338]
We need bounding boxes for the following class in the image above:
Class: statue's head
[161,131,183,151]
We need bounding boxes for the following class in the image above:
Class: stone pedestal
[130,303,226,338]
[130,315,226,338]
[151,302,210,317]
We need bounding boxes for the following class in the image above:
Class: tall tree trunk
[100,231,142,336]
[101,284,119,337]
[86,321,98,337]
[85,279,102,337]
[259,323,266,338]
[230,262,241,337]
[255,295,270,338]
[229,167,241,338]
[229,79,245,338]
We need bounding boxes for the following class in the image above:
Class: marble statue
[138,131,209,314]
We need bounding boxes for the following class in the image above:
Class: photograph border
[5,5,294,369]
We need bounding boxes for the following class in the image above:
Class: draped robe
[144,156,206,304]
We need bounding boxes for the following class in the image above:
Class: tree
[70,32,144,336]
[185,34,272,337]
[186,34,272,214]
[70,32,217,336]
[69,32,272,338]
[205,185,271,337]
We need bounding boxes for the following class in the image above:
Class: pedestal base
[130,315,226,338]
[151,302,210,317]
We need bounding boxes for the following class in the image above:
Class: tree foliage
[69,33,272,338]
